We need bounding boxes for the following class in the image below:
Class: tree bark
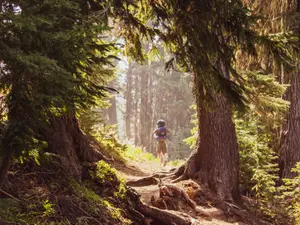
[125,63,133,140]
[106,79,118,126]
[107,95,118,125]
[279,0,300,179]
[45,113,107,179]
[279,71,300,179]
[134,71,140,146]
[175,76,240,202]
[0,150,13,187]
[139,71,149,147]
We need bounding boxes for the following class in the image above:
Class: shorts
[156,140,167,154]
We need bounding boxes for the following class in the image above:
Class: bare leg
[160,152,164,164]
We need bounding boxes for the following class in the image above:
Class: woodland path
[113,160,246,225]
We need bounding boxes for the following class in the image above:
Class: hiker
[153,119,170,166]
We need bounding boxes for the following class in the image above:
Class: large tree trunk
[175,78,240,202]
[279,0,300,179]
[279,71,300,179]
[45,113,107,179]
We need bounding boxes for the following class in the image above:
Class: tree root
[161,184,212,219]
[127,176,159,187]
[171,174,188,183]
[138,204,194,225]
[127,188,194,225]
[126,172,175,187]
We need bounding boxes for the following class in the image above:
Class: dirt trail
[114,160,245,225]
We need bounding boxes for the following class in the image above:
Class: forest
[1,0,300,225]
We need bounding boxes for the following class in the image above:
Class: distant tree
[123,54,194,159]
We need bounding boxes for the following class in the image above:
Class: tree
[125,63,133,140]
[279,0,300,179]
[145,0,256,202]
[0,0,115,185]
[145,0,296,201]
[122,56,194,158]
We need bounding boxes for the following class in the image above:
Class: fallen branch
[0,189,20,202]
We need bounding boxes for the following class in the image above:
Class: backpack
[156,126,167,140]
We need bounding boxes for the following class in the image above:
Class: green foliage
[91,160,127,199]
[236,115,279,196]
[122,145,158,163]
[183,104,198,150]
[235,71,289,216]
[93,160,119,184]
[0,0,116,157]
[96,125,128,162]
[237,71,288,195]
[78,105,129,162]
[281,163,300,224]
[42,199,55,217]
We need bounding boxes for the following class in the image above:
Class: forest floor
[0,147,284,225]
[113,158,266,225]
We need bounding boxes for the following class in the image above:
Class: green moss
[71,179,104,204]
[93,160,119,184]
[70,179,131,224]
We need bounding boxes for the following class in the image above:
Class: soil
[115,160,252,225]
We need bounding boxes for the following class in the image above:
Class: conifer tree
[0,0,116,185]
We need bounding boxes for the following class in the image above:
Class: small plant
[42,199,55,217]
[93,160,119,183]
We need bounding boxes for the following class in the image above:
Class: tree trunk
[279,71,300,179]
[279,0,300,179]
[134,71,140,146]
[45,113,107,179]
[0,150,13,187]
[107,95,118,125]
[106,79,118,126]
[175,77,240,202]
[125,63,133,140]
[139,71,149,147]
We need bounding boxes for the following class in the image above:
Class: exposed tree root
[170,150,199,183]
[127,176,159,187]
[126,172,174,187]
[171,174,188,183]
[127,188,195,225]
[159,184,212,219]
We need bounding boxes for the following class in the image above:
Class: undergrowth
[0,156,133,225]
